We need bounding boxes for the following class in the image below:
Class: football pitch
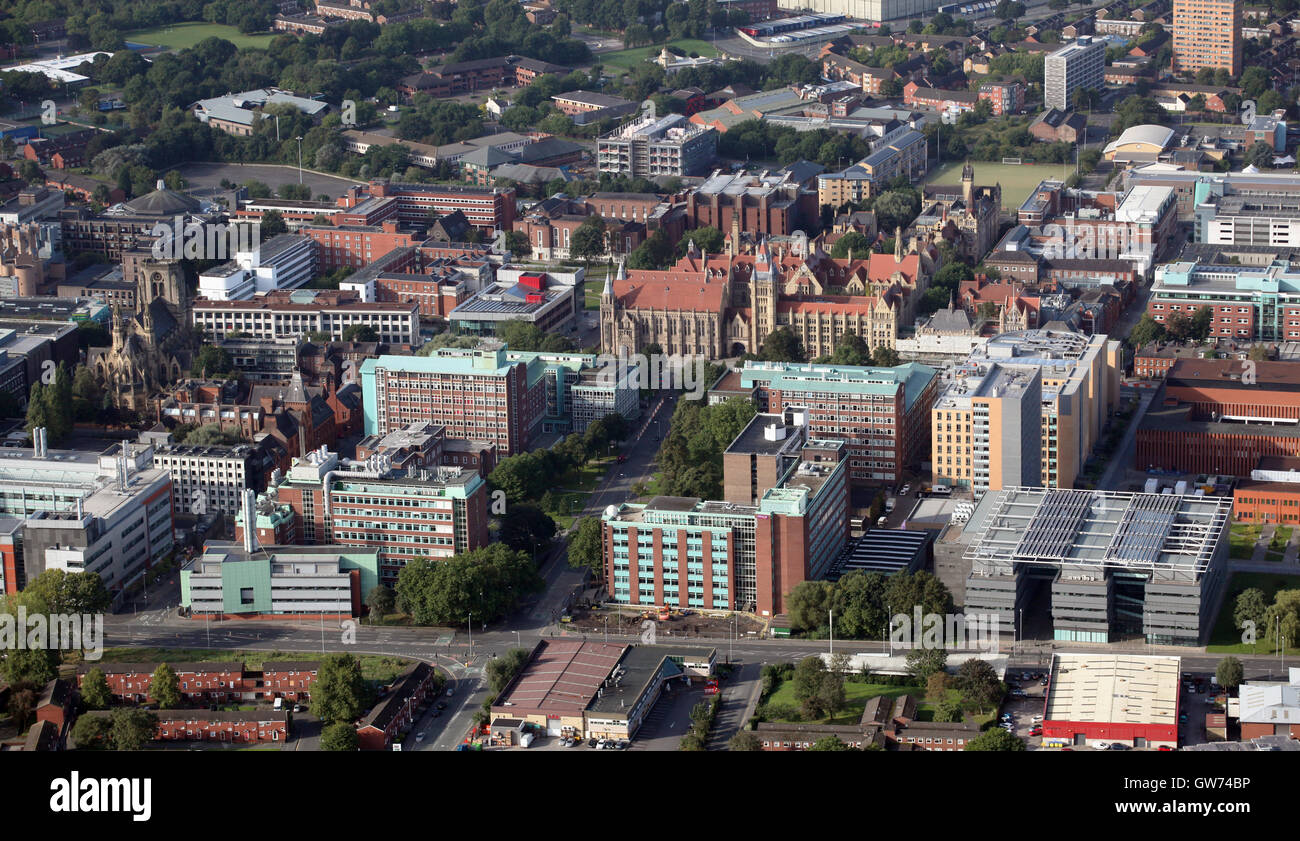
[126,22,278,51]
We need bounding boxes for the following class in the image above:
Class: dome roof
[123,181,202,216]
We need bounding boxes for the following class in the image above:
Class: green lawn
[549,491,591,531]
[924,161,1074,211]
[584,279,605,310]
[600,39,719,70]
[126,22,278,50]
[765,681,922,726]
[557,456,616,492]
[1269,526,1293,554]
[1229,523,1262,561]
[1207,572,1300,655]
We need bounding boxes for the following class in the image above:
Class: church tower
[961,162,975,208]
[600,259,623,353]
[752,237,777,351]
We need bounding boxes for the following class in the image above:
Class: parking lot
[1000,671,1050,750]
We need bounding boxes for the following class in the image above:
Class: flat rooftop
[587,645,715,716]
[966,487,1231,573]
[724,413,807,458]
[1044,653,1180,725]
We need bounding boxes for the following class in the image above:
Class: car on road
[416,732,426,742]
[616,454,627,463]
[430,709,442,719]
[446,688,454,697]
[900,484,912,495]
[436,701,447,710]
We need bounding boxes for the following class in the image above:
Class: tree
[72,713,113,749]
[504,230,532,258]
[827,331,869,365]
[1129,313,1164,348]
[926,670,949,703]
[568,516,604,576]
[791,655,845,720]
[312,653,367,724]
[260,209,288,238]
[191,345,233,377]
[830,231,873,259]
[569,214,608,264]
[680,732,707,750]
[1234,588,1268,637]
[905,648,948,684]
[678,226,725,256]
[150,663,182,709]
[8,683,37,731]
[395,544,544,625]
[1164,312,1193,342]
[627,229,676,270]
[486,647,532,694]
[321,722,360,751]
[1,647,57,686]
[499,504,557,555]
[342,324,380,343]
[871,346,901,367]
[955,657,1003,712]
[965,728,1026,751]
[366,585,396,621]
[110,708,158,751]
[80,667,112,710]
[936,697,965,723]
[1215,656,1244,693]
[756,327,806,363]
[1189,305,1213,341]
[809,735,855,750]
[1247,344,1271,362]
[728,730,762,750]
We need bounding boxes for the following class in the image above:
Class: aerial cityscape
[0,0,1298,796]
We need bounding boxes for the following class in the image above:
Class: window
[240,588,255,605]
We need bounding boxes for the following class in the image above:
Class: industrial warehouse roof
[1044,654,1180,726]
[493,640,627,716]
[965,487,1231,573]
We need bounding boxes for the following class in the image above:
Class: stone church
[600,231,935,360]
[89,250,195,414]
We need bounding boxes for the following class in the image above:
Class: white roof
[1103,124,1176,155]
[1238,683,1300,724]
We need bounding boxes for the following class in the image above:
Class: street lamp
[296,136,304,185]
[467,611,473,659]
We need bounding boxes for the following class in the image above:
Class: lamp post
[296,136,304,185]
[467,611,473,660]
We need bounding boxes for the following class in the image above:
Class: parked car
[1029,727,1043,737]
